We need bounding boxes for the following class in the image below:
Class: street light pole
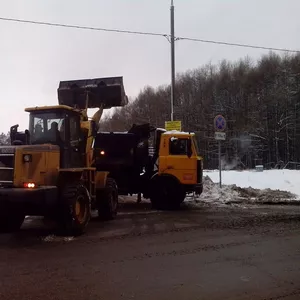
[170,0,175,121]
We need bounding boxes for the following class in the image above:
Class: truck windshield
[29,112,65,145]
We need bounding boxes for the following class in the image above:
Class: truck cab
[158,130,203,195]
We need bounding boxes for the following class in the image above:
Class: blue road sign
[214,115,226,131]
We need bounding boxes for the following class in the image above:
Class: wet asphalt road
[1,201,300,300]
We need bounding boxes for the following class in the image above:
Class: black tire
[59,182,91,236]
[0,211,25,233]
[150,176,185,210]
[97,178,118,220]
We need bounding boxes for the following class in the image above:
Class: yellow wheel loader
[0,77,128,235]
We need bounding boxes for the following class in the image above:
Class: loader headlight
[23,154,32,162]
[24,182,35,188]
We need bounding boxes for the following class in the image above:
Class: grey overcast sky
[0,0,299,132]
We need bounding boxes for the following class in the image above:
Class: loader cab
[26,106,84,168]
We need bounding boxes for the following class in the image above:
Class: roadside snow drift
[187,170,300,206]
[204,169,300,197]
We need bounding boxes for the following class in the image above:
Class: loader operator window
[169,137,188,155]
[30,113,65,145]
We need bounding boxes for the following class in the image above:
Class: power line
[177,36,300,53]
[0,17,166,38]
[0,16,299,53]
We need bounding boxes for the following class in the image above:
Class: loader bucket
[57,77,128,109]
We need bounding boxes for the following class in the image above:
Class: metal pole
[170,0,175,121]
[219,140,222,188]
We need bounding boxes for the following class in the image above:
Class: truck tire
[59,182,91,236]
[150,176,185,210]
[97,178,118,220]
[0,212,25,233]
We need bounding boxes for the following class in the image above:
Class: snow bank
[42,235,75,242]
[186,170,299,207]
[190,176,240,205]
[204,169,300,197]
[231,185,297,203]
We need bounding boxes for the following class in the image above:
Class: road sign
[214,115,226,132]
[214,115,226,189]
[215,132,226,141]
[165,120,182,131]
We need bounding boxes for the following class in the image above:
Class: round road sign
[214,115,226,131]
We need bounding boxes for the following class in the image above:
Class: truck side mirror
[187,139,192,158]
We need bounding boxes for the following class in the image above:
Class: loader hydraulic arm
[80,105,104,167]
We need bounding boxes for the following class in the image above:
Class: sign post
[214,115,226,188]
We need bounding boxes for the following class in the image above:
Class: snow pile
[187,170,299,206]
[195,175,240,204]
[42,235,75,242]
[204,169,300,197]
[230,185,297,204]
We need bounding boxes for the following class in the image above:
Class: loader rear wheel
[0,211,25,233]
[59,182,91,236]
[97,178,118,220]
[150,176,185,210]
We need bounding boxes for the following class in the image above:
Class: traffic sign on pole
[214,114,226,132]
[215,132,226,141]
[165,120,182,131]
[214,115,226,188]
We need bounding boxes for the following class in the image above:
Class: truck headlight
[23,154,32,162]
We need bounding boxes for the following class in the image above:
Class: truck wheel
[0,212,25,233]
[98,178,118,220]
[150,176,185,210]
[59,182,91,236]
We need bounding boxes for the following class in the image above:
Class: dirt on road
[1,201,300,300]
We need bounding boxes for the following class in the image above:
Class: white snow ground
[187,169,300,206]
[205,169,300,197]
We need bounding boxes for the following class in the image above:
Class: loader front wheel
[59,182,91,236]
[97,178,118,221]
